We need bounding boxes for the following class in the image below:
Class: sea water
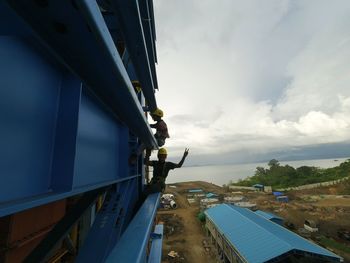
[166,157,350,186]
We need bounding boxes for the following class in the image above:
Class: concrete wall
[229,186,255,191]
[276,176,350,191]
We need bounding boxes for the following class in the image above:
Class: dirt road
[159,184,216,263]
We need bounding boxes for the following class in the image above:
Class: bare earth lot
[157,181,350,263]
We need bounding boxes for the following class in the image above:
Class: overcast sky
[153,0,350,164]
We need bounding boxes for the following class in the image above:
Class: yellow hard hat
[152,108,163,118]
[158,148,167,155]
[132,80,142,93]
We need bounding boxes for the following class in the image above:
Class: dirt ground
[157,182,223,263]
[157,181,350,263]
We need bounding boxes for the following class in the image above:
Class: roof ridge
[226,205,293,251]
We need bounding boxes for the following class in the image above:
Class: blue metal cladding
[0,36,62,203]
[0,0,157,217]
[73,90,123,188]
[1,0,162,261]
[0,32,131,212]
[4,0,157,148]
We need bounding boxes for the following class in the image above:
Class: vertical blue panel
[0,36,61,202]
[51,75,82,191]
[118,125,129,177]
[73,90,121,188]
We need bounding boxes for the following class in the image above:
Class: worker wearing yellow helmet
[150,108,169,147]
[131,80,142,93]
[145,147,189,192]
[129,107,169,165]
[151,108,163,118]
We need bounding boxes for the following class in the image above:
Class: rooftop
[205,204,342,263]
[255,210,283,221]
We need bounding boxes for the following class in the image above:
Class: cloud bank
[153,0,350,162]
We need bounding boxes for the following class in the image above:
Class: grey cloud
[154,0,350,162]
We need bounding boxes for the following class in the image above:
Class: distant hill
[178,141,350,166]
[231,159,350,189]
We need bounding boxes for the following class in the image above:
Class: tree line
[232,159,350,188]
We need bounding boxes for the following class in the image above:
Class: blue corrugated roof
[273,191,284,196]
[188,189,203,193]
[205,204,342,263]
[255,210,283,221]
[206,192,218,198]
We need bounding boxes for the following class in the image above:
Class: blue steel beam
[139,0,159,91]
[0,175,138,217]
[148,225,164,263]
[76,181,131,263]
[24,187,106,263]
[105,193,161,263]
[110,0,158,111]
[148,0,158,59]
[5,0,157,148]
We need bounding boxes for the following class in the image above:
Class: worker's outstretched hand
[145,148,152,158]
[183,148,189,158]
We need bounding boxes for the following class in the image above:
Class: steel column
[110,0,158,112]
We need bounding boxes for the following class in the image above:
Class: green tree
[268,159,280,168]
[231,160,350,188]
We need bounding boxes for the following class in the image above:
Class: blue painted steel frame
[148,224,164,263]
[110,0,158,112]
[105,193,161,263]
[76,182,133,262]
[0,0,157,217]
[4,0,157,148]
[0,0,163,261]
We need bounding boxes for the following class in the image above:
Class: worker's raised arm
[175,148,189,168]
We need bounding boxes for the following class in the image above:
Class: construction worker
[131,80,142,93]
[129,108,169,164]
[132,148,189,214]
[145,147,189,193]
[149,108,169,147]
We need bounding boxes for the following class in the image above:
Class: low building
[229,186,255,191]
[206,192,219,198]
[200,198,219,209]
[204,204,342,263]
[188,188,203,193]
[273,191,284,197]
[224,196,244,204]
[264,186,272,193]
[276,195,289,202]
[252,184,264,191]
[233,202,257,210]
[304,219,318,232]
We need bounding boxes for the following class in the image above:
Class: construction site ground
[157,181,350,263]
